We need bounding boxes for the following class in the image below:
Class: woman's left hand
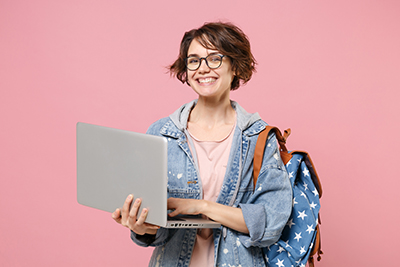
[167,197,206,217]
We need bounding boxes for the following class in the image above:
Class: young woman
[112,22,292,267]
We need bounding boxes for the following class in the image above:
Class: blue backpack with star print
[253,126,323,267]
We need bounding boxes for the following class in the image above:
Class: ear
[232,65,237,76]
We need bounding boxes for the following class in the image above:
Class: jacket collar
[160,100,265,138]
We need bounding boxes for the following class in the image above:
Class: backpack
[253,126,323,267]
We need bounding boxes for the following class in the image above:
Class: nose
[197,58,210,73]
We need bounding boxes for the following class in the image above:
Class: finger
[143,223,161,230]
[168,209,179,218]
[136,208,149,225]
[112,208,122,223]
[129,197,142,220]
[121,194,134,221]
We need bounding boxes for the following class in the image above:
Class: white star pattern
[276,259,285,267]
[277,246,285,253]
[310,202,317,209]
[288,171,294,178]
[306,224,315,234]
[297,210,307,220]
[299,246,306,254]
[294,232,302,242]
[312,188,319,197]
[300,192,307,198]
[284,240,292,248]
[286,219,295,228]
[303,167,310,177]
[287,159,292,166]
[303,181,308,190]
[292,197,298,207]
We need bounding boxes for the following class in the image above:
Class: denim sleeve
[238,133,292,248]
[130,228,170,247]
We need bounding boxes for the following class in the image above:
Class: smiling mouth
[197,77,217,84]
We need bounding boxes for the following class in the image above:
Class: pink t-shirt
[188,123,235,267]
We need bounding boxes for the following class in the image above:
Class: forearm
[167,197,249,234]
[200,200,249,234]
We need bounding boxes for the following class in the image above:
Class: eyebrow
[187,52,221,57]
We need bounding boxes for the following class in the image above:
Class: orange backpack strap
[253,126,292,190]
[308,224,323,266]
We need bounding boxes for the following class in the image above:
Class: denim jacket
[131,100,292,267]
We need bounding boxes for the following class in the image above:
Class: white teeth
[198,78,216,84]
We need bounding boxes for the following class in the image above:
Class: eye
[187,57,199,64]
[208,55,222,62]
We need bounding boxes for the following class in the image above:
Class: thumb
[168,209,179,218]
[112,208,122,224]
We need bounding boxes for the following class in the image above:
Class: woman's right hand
[112,194,160,235]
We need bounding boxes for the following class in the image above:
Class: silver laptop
[76,122,221,229]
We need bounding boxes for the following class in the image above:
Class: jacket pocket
[167,188,201,199]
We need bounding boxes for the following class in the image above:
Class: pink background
[1,0,399,266]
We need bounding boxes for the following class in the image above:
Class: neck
[189,96,235,127]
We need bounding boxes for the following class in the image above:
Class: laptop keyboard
[167,216,185,221]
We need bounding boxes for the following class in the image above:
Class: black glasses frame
[185,54,226,71]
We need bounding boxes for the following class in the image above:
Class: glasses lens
[186,56,200,70]
[206,55,223,69]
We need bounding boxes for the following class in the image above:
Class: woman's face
[186,39,235,100]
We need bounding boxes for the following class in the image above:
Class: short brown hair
[169,22,256,91]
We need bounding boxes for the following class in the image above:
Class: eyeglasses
[185,54,226,71]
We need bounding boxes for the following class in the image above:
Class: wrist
[199,200,210,215]
[146,228,158,235]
